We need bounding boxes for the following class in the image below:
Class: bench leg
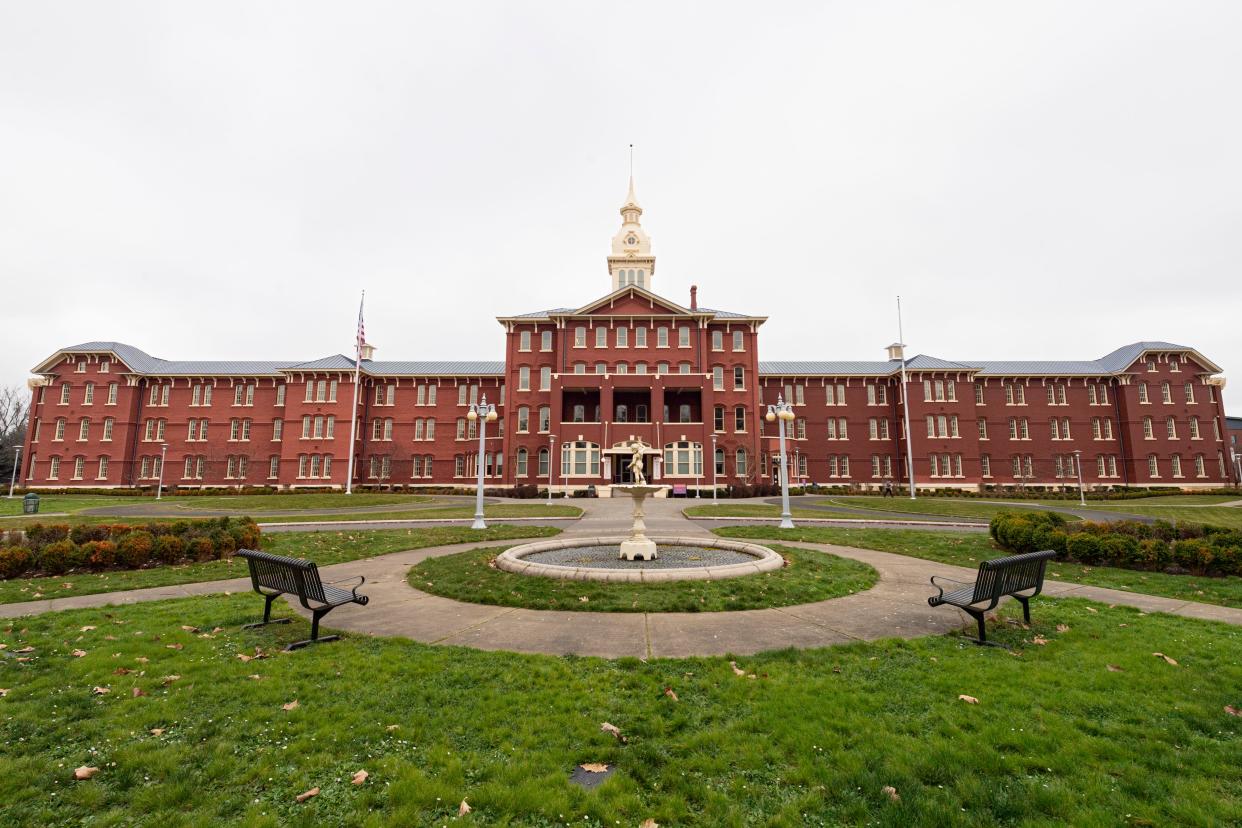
[1015,595,1031,624]
[284,606,339,651]
[243,593,293,629]
[963,607,988,644]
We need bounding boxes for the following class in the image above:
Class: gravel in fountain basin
[524,544,754,569]
[494,535,785,582]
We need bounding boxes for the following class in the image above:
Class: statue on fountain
[627,438,648,485]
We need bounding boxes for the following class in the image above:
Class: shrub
[70,524,110,545]
[190,537,216,562]
[25,524,69,551]
[117,531,155,569]
[85,540,117,570]
[154,535,186,565]
[1065,533,1102,566]
[1136,538,1170,570]
[0,547,32,579]
[38,540,78,576]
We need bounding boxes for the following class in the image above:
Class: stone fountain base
[611,484,663,560]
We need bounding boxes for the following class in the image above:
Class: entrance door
[613,455,649,484]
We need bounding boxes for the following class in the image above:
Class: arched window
[735,448,749,476]
[636,269,645,287]
[517,406,530,432]
[715,447,725,476]
[615,404,628,422]
[516,447,528,477]
[561,441,600,477]
[663,441,702,477]
[538,447,550,477]
[573,404,585,423]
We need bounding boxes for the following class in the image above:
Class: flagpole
[898,295,916,500]
[345,290,365,495]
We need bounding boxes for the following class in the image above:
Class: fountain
[612,438,660,561]
[494,439,784,583]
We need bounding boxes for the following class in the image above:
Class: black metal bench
[927,549,1057,644]
[235,549,369,650]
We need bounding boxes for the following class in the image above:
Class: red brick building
[20,181,1237,493]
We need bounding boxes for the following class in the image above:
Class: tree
[0,384,31,486]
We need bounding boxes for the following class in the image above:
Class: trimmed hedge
[990,511,1242,577]
[0,517,261,580]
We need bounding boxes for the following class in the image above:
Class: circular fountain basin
[494,536,784,583]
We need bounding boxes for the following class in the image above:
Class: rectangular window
[96,456,109,479]
[518,367,530,391]
[657,327,668,347]
[48,456,61,479]
[733,366,745,390]
[273,419,283,441]
[540,366,551,391]
[102,417,113,441]
[733,331,744,351]
[78,419,89,441]
[616,327,628,348]
[275,384,285,406]
[575,327,586,348]
[635,327,647,347]
[713,366,724,391]
[735,406,746,432]
[1184,382,1195,404]
[1138,383,1149,404]
[541,330,553,351]
[711,331,723,351]
[678,326,690,348]
[596,326,607,348]
[234,385,244,406]
[519,330,531,351]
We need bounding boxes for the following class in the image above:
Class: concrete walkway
[2,496,1239,657]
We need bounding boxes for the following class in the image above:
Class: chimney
[689,285,698,310]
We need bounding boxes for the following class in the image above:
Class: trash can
[22,493,39,515]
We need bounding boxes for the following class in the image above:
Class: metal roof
[49,342,291,376]
[759,360,900,376]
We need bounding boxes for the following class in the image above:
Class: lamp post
[467,396,497,529]
[156,443,168,500]
[711,434,718,503]
[7,445,20,499]
[547,434,556,505]
[765,394,796,529]
[1072,449,1086,506]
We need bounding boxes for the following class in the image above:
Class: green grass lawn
[819,496,1054,522]
[682,503,935,521]
[714,525,1242,609]
[408,544,877,613]
[1062,503,1242,530]
[0,492,429,517]
[1,594,1238,825]
[252,503,583,523]
[0,526,561,606]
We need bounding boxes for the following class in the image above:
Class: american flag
[355,291,366,363]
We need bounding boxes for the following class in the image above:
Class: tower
[607,176,655,292]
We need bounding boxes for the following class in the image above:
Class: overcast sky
[1,2,1238,409]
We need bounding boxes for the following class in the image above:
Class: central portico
[497,178,767,496]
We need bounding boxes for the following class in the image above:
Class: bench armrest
[326,574,366,598]
[929,574,971,601]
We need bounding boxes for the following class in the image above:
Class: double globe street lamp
[467,396,498,529]
[765,394,796,529]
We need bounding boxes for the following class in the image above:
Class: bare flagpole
[898,296,916,500]
[345,290,365,495]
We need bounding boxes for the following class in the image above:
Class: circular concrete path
[3,497,1239,657]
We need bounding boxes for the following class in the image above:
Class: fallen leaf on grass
[640,821,659,828]
[282,700,299,711]
[1085,607,1098,614]
[180,626,199,633]
[882,785,900,802]
[600,722,627,743]
[72,649,87,658]
[92,686,110,695]
[150,728,165,736]
[578,596,589,603]
[295,787,319,803]
[1032,636,1049,646]
[958,694,979,704]
[386,724,400,731]
[1056,624,1070,633]
[1107,664,1124,673]
[166,644,183,651]
[131,687,147,698]
[162,675,181,685]
[248,674,262,680]
[79,626,96,632]
[74,766,100,780]
[663,687,678,702]
[0,688,10,697]
[351,769,368,785]
[113,667,132,675]
[1224,705,1241,717]
[15,646,34,654]
[1153,652,1179,666]
[135,657,149,664]
[579,763,609,773]
[236,654,254,663]
[729,661,747,676]
[458,800,472,816]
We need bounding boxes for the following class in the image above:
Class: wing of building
[21,181,1236,491]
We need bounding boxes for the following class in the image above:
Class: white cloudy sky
[1,2,1238,408]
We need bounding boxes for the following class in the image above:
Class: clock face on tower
[626,235,637,246]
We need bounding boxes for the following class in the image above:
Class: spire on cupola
[608,172,655,292]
